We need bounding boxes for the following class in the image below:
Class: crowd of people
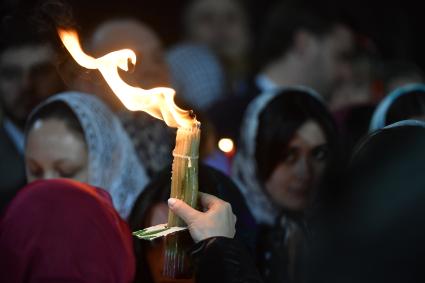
[1,0,425,282]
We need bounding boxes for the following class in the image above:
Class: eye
[30,63,56,79]
[27,162,43,178]
[0,66,23,81]
[57,165,81,179]
[281,148,298,164]
[198,11,214,25]
[30,168,43,178]
[337,50,354,62]
[225,10,239,24]
[58,169,78,178]
[311,146,328,162]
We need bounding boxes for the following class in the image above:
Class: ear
[293,29,317,57]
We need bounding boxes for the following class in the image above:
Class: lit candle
[165,124,200,278]
[58,28,200,278]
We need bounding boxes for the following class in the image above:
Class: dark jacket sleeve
[191,237,263,283]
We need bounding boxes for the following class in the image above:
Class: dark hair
[383,61,424,91]
[386,90,425,125]
[1,0,79,80]
[27,101,84,137]
[0,14,48,53]
[128,164,256,283]
[255,90,339,183]
[257,1,345,70]
[1,0,75,53]
[340,104,376,153]
[182,0,249,35]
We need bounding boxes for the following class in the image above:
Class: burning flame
[58,29,197,128]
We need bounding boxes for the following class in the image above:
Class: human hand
[167,192,236,243]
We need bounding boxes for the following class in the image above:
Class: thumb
[168,198,200,226]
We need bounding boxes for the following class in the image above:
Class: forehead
[326,25,354,51]
[190,0,242,15]
[290,120,327,147]
[0,44,53,67]
[27,119,87,161]
[91,22,162,56]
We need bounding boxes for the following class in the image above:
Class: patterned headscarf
[232,86,323,225]
[166,43,225,110]
[27,91,149,219]
[118,111,175,178]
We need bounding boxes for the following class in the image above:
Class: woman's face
[25,118,89,183]
[186,0,249,59]
[265,120,328,212]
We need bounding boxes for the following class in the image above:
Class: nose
[42,170,59,180]
[293,156,313,184]
[20,71,33,90]
[339,62,353,83]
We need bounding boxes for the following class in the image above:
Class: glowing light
[218,138,234,153]
[58,28,197,129]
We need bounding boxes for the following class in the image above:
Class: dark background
[1,0,425,71]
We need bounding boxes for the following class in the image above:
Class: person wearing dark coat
[307,120,425,283]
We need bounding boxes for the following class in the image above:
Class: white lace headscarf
[232,86,323,225]
[166,43,225,110]
[28,91,149,219]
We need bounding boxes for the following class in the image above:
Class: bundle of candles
[58,29,200,278]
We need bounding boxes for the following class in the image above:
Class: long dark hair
[255,90,339,185]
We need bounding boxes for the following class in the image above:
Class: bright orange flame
[58,29,197,128]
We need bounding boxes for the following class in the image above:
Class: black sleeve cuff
[190,237,263,283]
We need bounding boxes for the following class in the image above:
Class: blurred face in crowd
[300,25,354,98]
[185,0,250,59]
[25,118,89,183]
[144,203,194,283]
[265,120,328,211]
[82,19,170,110]
[0,44,64,126]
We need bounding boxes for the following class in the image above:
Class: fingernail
[168,198,177,207]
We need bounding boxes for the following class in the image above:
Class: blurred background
[1,0,424,69]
